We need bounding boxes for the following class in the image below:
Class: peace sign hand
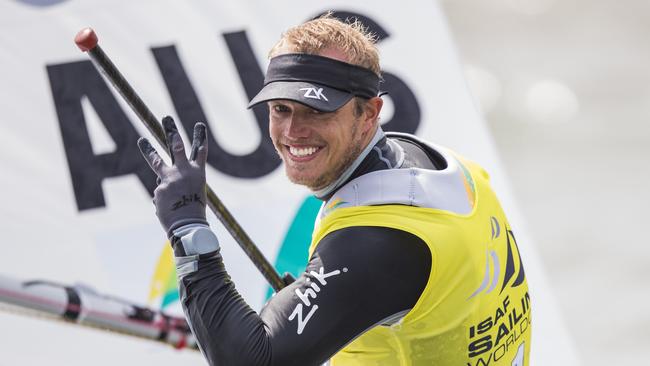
[138,116,209,238]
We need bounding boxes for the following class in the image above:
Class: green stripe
[265,196,321,300]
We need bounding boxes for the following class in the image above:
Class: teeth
[289,146,318,157]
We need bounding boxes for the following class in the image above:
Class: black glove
[137,116,208,238]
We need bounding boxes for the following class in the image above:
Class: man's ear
[363,96,383,132]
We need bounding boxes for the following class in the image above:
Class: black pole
[75,28,286,292]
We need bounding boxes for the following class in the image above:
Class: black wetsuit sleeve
[178,226,432,366]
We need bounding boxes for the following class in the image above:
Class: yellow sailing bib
[310,141,532,366]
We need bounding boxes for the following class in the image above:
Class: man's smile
[285,144,324,162]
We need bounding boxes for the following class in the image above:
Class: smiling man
[138,15,531,366]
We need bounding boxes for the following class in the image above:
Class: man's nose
[286,116,311,139]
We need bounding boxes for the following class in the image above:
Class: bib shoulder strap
[319,135,476,220]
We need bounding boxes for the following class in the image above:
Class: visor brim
[248,81,353,112]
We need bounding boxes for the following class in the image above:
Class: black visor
[248,53,380,112]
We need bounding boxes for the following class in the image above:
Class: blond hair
[268,14,381,76]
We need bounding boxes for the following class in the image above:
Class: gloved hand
[137,116,209,238]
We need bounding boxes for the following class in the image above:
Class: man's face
[269,99,369,191]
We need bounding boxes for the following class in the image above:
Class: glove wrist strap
[171,223,219,257]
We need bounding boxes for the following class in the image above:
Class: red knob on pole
[74,27,98,52]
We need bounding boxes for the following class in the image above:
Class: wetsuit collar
[313,126,385,200]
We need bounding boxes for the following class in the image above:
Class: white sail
[0,1,577,364]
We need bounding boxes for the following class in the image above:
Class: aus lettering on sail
[288,266,346,335]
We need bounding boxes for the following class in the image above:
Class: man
[137,15,532,366]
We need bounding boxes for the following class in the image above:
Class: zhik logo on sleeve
[288,266,346,335]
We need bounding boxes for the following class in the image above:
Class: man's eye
[273,105,291,113]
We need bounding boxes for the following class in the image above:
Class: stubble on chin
[289,136,365,191]
[278,119,368,191]
[310,142,362,190]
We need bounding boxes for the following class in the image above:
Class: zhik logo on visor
[299,87,328,101]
